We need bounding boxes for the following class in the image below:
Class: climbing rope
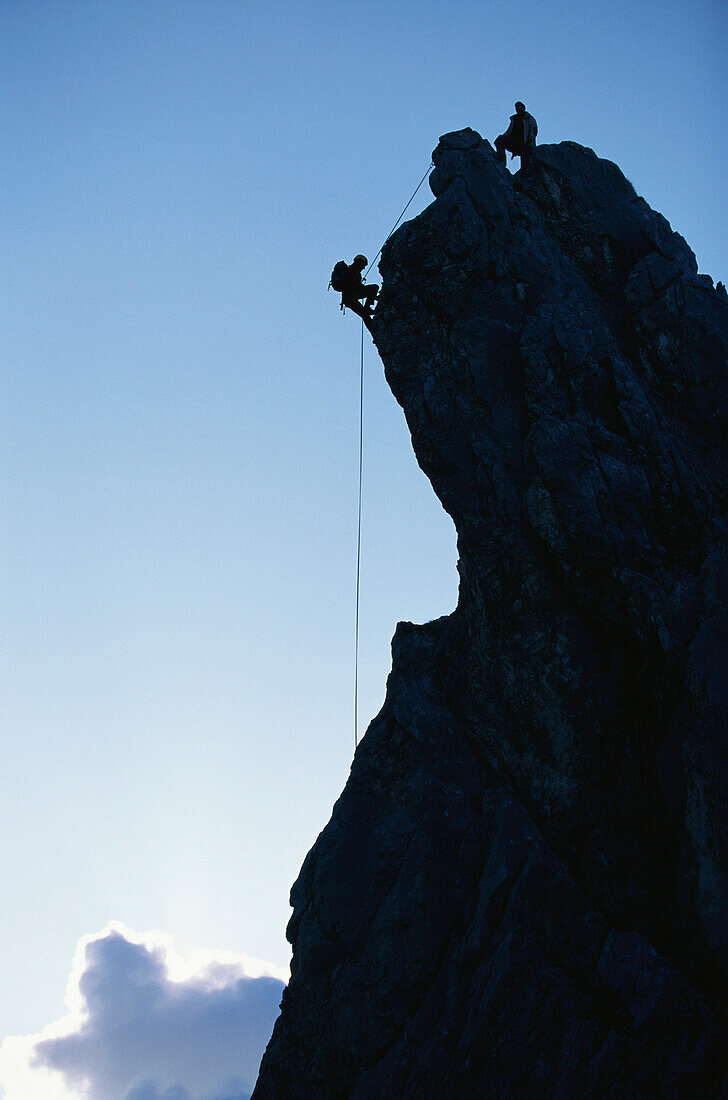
[353,161,433,750]
[364,161,434,279]
[354,320,364,749]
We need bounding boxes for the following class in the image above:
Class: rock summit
[254,130,728,1098]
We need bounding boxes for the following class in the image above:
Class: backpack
[330,260,348,293]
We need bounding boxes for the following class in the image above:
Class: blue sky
[2,1,726,1096]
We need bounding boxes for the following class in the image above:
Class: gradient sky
[2,0,726,1092]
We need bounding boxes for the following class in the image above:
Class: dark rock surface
[253,131,728,1098]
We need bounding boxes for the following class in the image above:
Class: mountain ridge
[253,129,728,1098]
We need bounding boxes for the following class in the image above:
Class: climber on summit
[495,101,538,171]
[330,255,379,330]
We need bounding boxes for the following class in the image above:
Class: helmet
[354,254,368,267]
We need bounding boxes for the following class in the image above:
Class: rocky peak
[253,131,728,1097]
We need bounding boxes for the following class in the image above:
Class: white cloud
[0,923,286,1100]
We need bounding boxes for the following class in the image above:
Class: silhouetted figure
[495,102,538,171]
[331,255,378,330]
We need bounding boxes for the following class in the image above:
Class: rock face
[253,131,728,1097]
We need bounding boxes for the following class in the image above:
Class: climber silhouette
[495,101,538,171]
[333,255,379,331]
